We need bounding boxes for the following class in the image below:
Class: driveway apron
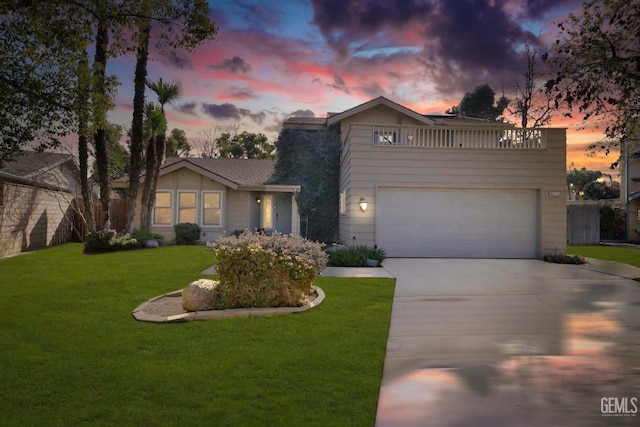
[375,258,640,427]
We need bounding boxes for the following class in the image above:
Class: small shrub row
[543,253,586,264]
[174,223,201,245]
[329,245,387,267]
[84,229,163,253]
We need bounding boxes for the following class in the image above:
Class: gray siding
[340,122,567,257]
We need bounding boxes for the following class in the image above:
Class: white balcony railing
[372,125,546,149]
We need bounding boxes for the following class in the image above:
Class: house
[621,147,640,241]
[0,151,79,258]
[117,157,301,242]
[285,96,567,258]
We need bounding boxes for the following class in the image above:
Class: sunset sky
[107,0,617,174]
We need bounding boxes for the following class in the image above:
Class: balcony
[372,125,546,149]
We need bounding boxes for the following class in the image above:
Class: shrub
[214,243,317,308]
[209,232,327,309]
[111,233,140,250]
[600,205,625,240]
[84,230,116,253]
[131,229,164,247]
[329,246,368,267]
[329,245,387,267]
[543,253,587,264]
[84,230,139,253]
[367,248,387,265]
[210,231,328,273]
[174,223,201,245]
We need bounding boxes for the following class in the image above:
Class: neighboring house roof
[1,151,73,179]
[283,117,327,126]
[0,151,75,192]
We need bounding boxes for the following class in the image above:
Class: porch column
[291,194,300,236]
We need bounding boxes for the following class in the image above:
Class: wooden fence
[567,203,600,245]
[73,198,129,239]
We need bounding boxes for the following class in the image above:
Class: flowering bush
[84,230,139,253]
[209,230,328,274]
[209,231,327,309]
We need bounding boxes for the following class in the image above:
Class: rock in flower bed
[194,231,328,310]
[182,279,218,311]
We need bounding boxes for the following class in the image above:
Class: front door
[275,193,292,234]
[260,193,292,234]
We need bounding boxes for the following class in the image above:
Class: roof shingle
[163,157,275,186]
[0,151,73,178]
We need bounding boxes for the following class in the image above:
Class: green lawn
[569,245,640,268]
[0,244,395,426]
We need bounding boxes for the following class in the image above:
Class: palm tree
[140,79,181,230]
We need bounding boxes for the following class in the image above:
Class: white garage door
[377,188,538,258]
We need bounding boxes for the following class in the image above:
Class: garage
[376,187,539,258]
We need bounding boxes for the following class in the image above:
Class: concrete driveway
[375,258,640,427]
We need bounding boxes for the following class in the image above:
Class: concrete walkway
[325,259,640,426]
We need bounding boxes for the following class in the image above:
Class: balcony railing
[372,125,546,149]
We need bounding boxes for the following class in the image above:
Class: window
[261,194,273,229]
[339,190,347,215]
[153,192,172,225]
[202,192,222,226]
[178,191,197,223]
[374,130,397,144]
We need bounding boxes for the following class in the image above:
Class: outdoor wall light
[256,196,261,204]
[359,197,368,212]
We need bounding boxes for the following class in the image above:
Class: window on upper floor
[374,130,397,145]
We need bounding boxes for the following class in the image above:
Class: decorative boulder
[146,239,159,248]
[182,279,218,311]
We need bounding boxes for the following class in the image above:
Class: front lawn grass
[0,244,395,426]
[569,245,640,268]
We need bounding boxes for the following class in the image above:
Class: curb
[132,286,325,323]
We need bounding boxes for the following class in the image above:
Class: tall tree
[507,45,553,128]
[76,46,96,232]
[92,14,113,229]
[0,0,216,234]
[544,0,640,166]
[140,78,181,230]
[91,123,129,180]
[192,126,221,158]
[567,166,603,200]
[217,132,276,159]
[0,1,84,167]
[140,103,167,229]
[446,83,510,121]
[166,129,191,158]
[125,0,217,232]
[126,11,151,233]
[0,1,122,231]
